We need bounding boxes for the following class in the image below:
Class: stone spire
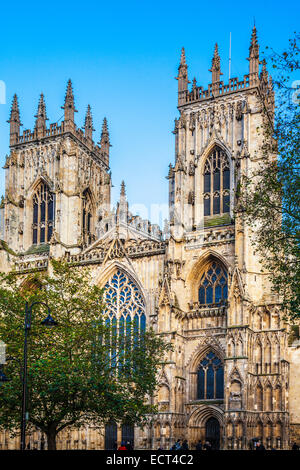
[247,26,260,85]
[34,93,48,136]
[176,47,189,106]
[83,105,94,140]
[62,79,77,126]
[209,43,223,84]
[7,94,22,146]
[99,117,110,158]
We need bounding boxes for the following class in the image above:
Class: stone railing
[13,121,108,168]
[181,74,253,106]
[185,226,235,250]
[14,253,49,273]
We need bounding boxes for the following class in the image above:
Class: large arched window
[103,270,146,369]
[203,147,230,216]
[32,183,54,244]
[198,261,228,305]
[197,351,224,400]
[82,190,93,245]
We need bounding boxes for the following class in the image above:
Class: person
[172,439,181,450]
[181,440,189,450]
[126,441,133,451]
[118,441,127,450]
[292,442,299,450]
[196,440,202,451]
[255,440,265,451]
[112,440,118,450]
[204,440,212,450]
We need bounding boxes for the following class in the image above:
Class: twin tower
[1,26,297,451]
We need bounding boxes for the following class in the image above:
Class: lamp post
[0,365,8,384]
[20,301,57,451]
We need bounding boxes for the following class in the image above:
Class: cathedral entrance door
[205,417,220,450]
[105,421,117,449]
[122,424,134,449]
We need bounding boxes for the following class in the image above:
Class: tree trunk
[46,430,57,450]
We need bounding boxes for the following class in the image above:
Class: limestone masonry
[0,27,299,450]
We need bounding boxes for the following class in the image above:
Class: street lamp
[20,301,58,451]
[0,365,8,384]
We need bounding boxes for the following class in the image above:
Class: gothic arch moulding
[26,174,54,199]
[197,135,233,176]
[186,250,231,303]
[94,260,149,317]
[188,404,224,428]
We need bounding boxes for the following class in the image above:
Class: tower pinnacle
[7,94,22,145]
[99,117,110,160]
[62,79,77,125]
[34,93,48,135]
[83,105,94,140]
[120,180,126,197]
[247,26,260,85]
[176,47,189,106]
[209,43,223,84]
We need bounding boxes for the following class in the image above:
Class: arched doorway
[105,421,117,450]
[205,417,220,450]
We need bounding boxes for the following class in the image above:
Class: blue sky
[0,0,299,226]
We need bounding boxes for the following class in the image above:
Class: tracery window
[32,183,54,244]
[104,270,146,367]
[82,190,93,245]
[198,261,228,305]
[197,351,224,400]
[203,147,230,216]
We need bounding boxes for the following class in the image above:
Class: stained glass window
[198,261,228,306]
[203,147,230,216]
[103,270,146,371]
[32,183,54,244]
[197,351,224,400]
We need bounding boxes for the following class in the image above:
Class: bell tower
[2,81,111,254]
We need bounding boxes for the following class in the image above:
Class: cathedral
[0,27,299,450]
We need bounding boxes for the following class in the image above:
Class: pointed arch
[102,269,146,323]
[96,260,147,308]
[187,251,230,303]
[27,174,54,198]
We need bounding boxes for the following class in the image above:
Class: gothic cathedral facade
[0,28,299,450]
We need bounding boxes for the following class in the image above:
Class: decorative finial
[248,26,260,84]
[83,105,94,139]
[7,94,22,145]
[120,180,126,197]
[176,47,189,105]
[180,47,186,66]
[260,58,268,82]
[8,94,20,122]
[62,79,77,122]
[209,43,223,84]
[34,93,48,131]
[98,117,110,158]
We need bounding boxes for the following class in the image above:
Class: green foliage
[238,33,300,321]
[0,260,171,449]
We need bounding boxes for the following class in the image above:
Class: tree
[238,33,300,321]
[0,260,171,450]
